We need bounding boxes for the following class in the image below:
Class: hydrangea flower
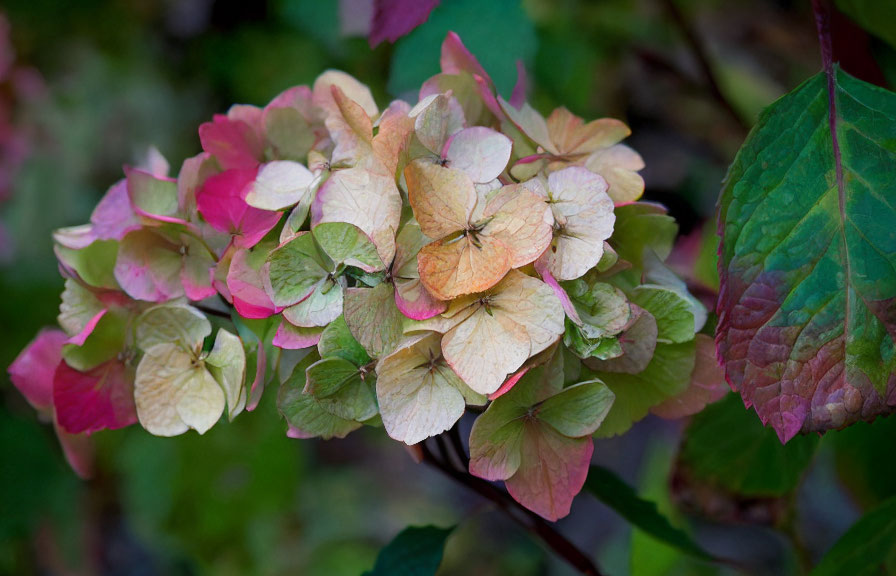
[8,32,710,522]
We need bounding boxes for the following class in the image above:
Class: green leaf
[678,394,818,496]
[277,351,361,439]
[835,0,896,49]
[312,222,384,272]
[317,315,371,366]
[343,282,406,359]
[585,465,712,559]
[127,170,179,219]
[829,415,896,504]
[563,319,623,360]
[264,107,314,162]
[591,340,695,438]
[810,496,896,576]
[304,356,378,422]
[388,0,536,97]
[266,232,328,307]
[717,66,896,442]
[538,381,615,438]
[54,240,119,289]
[363,525,455,576]
[58,279,104,336]
[629,285,695,344]
[608,203,677,270]
[565,280,631,339]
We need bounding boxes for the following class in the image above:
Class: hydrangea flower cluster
[9,33,716,520]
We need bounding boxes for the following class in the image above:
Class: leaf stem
[421,428,605,576]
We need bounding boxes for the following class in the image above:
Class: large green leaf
[678,394,818,497]
[363,525,454,576]
[717,66,896,443]
[810,496,896,576]
[585,465,711,560]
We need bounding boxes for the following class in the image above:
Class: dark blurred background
[2,1,895,575]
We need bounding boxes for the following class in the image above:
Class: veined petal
[444,127,512,183]
[376,333,470,444]
[482,182,554,269]
[418,234,511,301]
[245,160,315,211]
[405,160,475,240]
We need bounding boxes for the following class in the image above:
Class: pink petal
[227,248,279,319]
[177,152,218,216]
[489,367,529,401]
[534,258,582,325]
[266,85,314,110]
[272,320,323,349]
[53,225,98,250]
[235,204,282,250]
[114,229,183,302]
[505,431,593,521]
[473,74,503,119]
[197,168,281,249]
[440,31,489,81]
[368,0,440,47]
[213,248,234,303]
[287,424,315,439]
[90,180,140,241]
[137,145,170,177]
[53,359,137,435]
[181,258,217,301]
[198,114,263,170]
[8,329,67,412]
[509,60,528,108]
[66,309,107,346]
[394,279,447,320]
[179,236,217,301]
[53,419,94,479]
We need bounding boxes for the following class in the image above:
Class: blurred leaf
[585,465,711,559]
[0,407,80,538]
[828,415,896,505]
[835,0,896,49]
[363,525,454,576]
[388,0,536,97]
[810,496,896,576]
[277,0,343,52]
[679,394,818,496]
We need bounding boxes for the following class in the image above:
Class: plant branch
[661,0,749,133]
[421,430,605,576]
